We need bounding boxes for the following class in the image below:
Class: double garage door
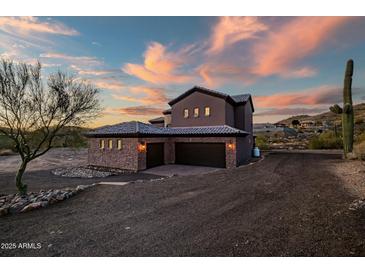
[175,142,226,168]
[146,142,226,168]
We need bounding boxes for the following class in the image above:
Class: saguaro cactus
[329,59,354,158]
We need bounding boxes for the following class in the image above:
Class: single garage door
[175,142,226,168]
[146,143,164,168]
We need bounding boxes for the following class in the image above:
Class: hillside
[0,126,90,152]
[277,103,365,126]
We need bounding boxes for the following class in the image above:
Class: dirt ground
[0,148,162,194]
[0,148,88,173]
[329,159,365,199]
[1,152,365,256]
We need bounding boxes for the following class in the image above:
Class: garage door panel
[175,143,226,168]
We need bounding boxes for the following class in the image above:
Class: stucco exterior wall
[164,114,172,127]
[234,102,253,133]
[225,102,235,127]
[150,122,164,127]
[170,91,227,127]
[236,136,253,165]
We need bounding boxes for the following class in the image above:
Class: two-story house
[85,86,254,171]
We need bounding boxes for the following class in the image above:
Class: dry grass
[354,141,365,160]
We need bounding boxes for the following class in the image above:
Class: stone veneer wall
[88,136,248,171]
[87,137,139,171]
[137,137,172,171]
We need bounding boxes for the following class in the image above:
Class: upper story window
[183,108,189,118]
[108,139,113,149]
[117,139,123,150]
[194,107,199,118]
[99,139,105,149]
[204,106,210,117]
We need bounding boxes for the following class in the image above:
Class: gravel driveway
[1,152,365,256]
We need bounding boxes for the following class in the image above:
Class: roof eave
[84,132,249,138]
[168,86,229,106]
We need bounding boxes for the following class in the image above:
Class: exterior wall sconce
[227,141,235,150]
[138,142,147,153]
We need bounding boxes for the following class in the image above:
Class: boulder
[20,202,42,213]
[9,202,27,214]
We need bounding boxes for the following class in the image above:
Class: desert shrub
[355,117,364,125]
[308,131,343,149]
[0,135,16,151]
[355,132,365,144]
[354,141,365,160]
[27,128,88,149]
[255,135,270,150]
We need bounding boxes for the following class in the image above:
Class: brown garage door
[175,143,226,168]
[146,143,164,168]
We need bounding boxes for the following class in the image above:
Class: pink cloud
[105,106,164,116]
[197,63,255,87]
[122,42,194,84]
[111,86,169,105]
[252,17,351,77]
[197,17,355,86]
[255,85,346,108]
[75,68,115,76]
[92,78,124,91]
[208,17,268,54]
[0,17,79,36]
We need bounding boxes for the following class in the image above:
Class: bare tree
[0,59,100,195]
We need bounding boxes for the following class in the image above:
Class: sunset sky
[1,16,365,127]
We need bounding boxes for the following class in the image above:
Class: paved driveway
[1,152,365,256]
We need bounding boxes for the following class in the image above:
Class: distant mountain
[277,103,365,126]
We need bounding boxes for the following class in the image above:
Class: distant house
[254,123,297,137]
[85,86,254,171]
[254,123,277,132]
[300,120,315,129]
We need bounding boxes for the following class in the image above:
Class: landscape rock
[349,199,365,211]
[52,166,131,178]
[20,202,42,213]
[0,183,96,217]
[9,202,27,214]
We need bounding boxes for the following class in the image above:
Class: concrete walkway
[142,164,222,177]
[98,182,130,186]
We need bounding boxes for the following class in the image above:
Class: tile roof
[231,94,251,104]
[167,125,249,135]
[85,121,249,137]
